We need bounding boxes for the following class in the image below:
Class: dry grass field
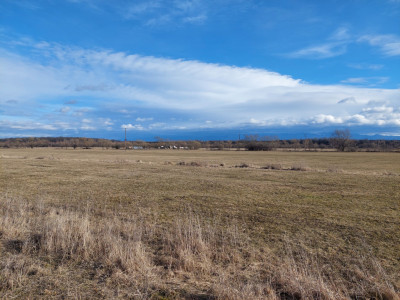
[1,148,399,299]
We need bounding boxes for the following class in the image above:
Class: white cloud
[362,106,393,114]
[341,78,368,84]
[0,50,68,101]
[74,83,110,92]
[123,1,161,18]
[118,109,130,114]
[136,117,153,122]
[121,0,207,26]
[122,124,145,130]
[348,63,383,70]
[0,120,57,131]
[379,132,400,137]
[80,125,96,130]
[289,27,350,59]
[291,29,400,59]
[359,34,400,56]
[249,118,267,125]
[0,115,112,134]
[312,114,344,124]
[1,41,399,135]
[60,106,71,113]
[148,122,165,129]
[289,43,347,59]
[310,104,400,126]
[340,77,389,86]
[73,107,92,117]
[79,118,96,130]
[183,14,207,24]
[330,27,351,41]
[103,118,113,126]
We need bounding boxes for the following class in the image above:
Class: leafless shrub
[236,162,250,168]
[208,162,225,168]
[176,161,208,167]
[290,163,309,171]
[262,163,282,170]
[189,161,206,167]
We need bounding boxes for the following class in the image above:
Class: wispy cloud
[60,106,71,113]
[124,1,160,15]
[136,117,153,122]
[122,124,145,130]
[329,27,351,41]
[340,77,389,86]
[0,120,57,131]
[358,34,400,56]
[288,27,350,59]
[1,40,399,136]
[183,14,207,24]
[74,83,110,92]
[289,43,347,59]
[347,63,384,70]
[290,28,400,59]
[121,0,207,26]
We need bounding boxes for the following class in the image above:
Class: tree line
[1,133,399,152]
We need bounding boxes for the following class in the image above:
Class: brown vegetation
[1,148,399,299]
[1,197,398,299]
[1,136,400,152]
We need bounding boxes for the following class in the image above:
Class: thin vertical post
[124,128,127,150]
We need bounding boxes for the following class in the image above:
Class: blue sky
[1,0,399,140]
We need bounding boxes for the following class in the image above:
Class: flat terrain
[1,148,399,299]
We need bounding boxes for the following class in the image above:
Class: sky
[0,0,399,141]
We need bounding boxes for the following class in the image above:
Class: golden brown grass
[0,148,399,299]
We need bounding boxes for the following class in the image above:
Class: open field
[1,148,399,299]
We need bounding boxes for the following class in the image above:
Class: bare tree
[331,129,351,151]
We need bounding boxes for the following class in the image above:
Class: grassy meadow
[0,148,399,299]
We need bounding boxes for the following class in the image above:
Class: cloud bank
[0,41,399,138]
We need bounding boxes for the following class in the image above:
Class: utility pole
[124,127,127,150]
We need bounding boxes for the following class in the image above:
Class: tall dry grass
[0,195,398,299]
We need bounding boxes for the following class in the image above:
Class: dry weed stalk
[0,196,398,299]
